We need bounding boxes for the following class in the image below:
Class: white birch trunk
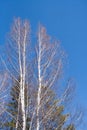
[16,21,23,129]
[16,94,21,129]
[17,21,27,130]
[22,25,27,130]
[36,28,42,130]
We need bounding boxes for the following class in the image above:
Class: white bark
[35,25,64,130]
[0,19,78,129]
[22,23,27,130]
[16,94,21,129]
[15,19,28,130]
[36,26,42,130]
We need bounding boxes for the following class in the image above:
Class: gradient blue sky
[0,0,87,127]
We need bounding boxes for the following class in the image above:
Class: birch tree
[34,25,75,130]
[0,18,82,130]
[4,18,30,130]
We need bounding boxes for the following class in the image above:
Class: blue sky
[0,0,87,127]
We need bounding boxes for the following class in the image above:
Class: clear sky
[0,0,87,128]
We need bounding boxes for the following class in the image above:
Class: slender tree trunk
[16,94,21,129]
[36,28,42,130]
[22,26,27,130]
[17,21,26,130]
[17,22,23,129]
